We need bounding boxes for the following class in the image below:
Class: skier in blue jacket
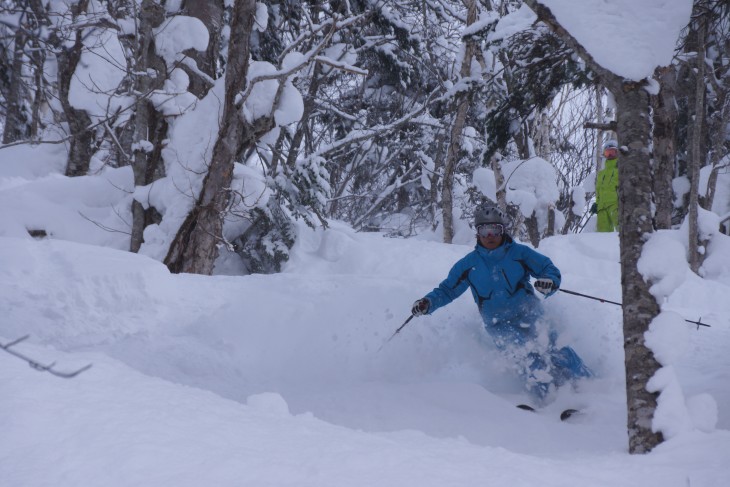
[412,205,591,405]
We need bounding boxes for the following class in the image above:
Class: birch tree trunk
[164,0,260,274]
[493,155,507,210]
[688,15,706,273]
[524,0,664,454]
[613,82,663,453]
[441,0,478,243]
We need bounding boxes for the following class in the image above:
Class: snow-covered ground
[1,214,729,485]
[3,0,729,483]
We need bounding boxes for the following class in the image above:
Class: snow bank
[0,165,133,248]
[639,219,727,440]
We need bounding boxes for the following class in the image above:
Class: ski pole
[575,207,593,233]
[378,314,415,352]
[559,288,711,328]
[559,288,622,306]
[0,335,93,378]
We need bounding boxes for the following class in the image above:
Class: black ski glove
[534,278,557,297]
[412,298,430,316]
[590,202,598,214]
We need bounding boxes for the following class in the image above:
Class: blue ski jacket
[424,237,561,328]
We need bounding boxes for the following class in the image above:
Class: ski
[516,404,581,421]
[559,408,580,421]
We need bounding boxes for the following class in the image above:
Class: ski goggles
[476,223,504,237]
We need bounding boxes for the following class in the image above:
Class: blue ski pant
[484,321,592,404]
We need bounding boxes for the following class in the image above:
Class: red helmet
[603,139,618,159]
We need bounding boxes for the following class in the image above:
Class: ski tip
[560,408,580,421]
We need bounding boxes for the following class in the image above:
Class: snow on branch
[278,12,369,65]
[311,89,439,159]
[235,17,340,110]
[313,55,368,76]
[422,0,468,23]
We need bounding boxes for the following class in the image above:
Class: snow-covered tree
[1,2,33,144]
[524,0,693,454]
[164,0,261,274]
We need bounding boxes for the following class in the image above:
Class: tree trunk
[130,0,168,252]
[613,82,663,453]
[534,111,550,159]
[594,84,604,174]
[129,105,167,252]
[441,101,469,243]
[702,8,730,214]
[442,0,478,243]
[523,0,664,454]
[281,63,323,173]
[29,37,45,139]
[181,0,224,97]
[30,0,96,176]
[545,205,555,238]
[164,0,259,275]
[651,66,677,230]
[429,131,447,231]
[688,15,706,273]
[703,101,728,210]
[525,214,540,247]
[493,155,507,209]
[2,27,30,144]
[561,189,579,234]
[511,123,531,159]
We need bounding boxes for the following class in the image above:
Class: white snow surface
[1,1,729,480]
[1,216,729,485]
[539,0,693,81]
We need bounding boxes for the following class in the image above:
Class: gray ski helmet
[474,204,506,227]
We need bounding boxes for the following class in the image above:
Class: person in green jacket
[591,139,619,232]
